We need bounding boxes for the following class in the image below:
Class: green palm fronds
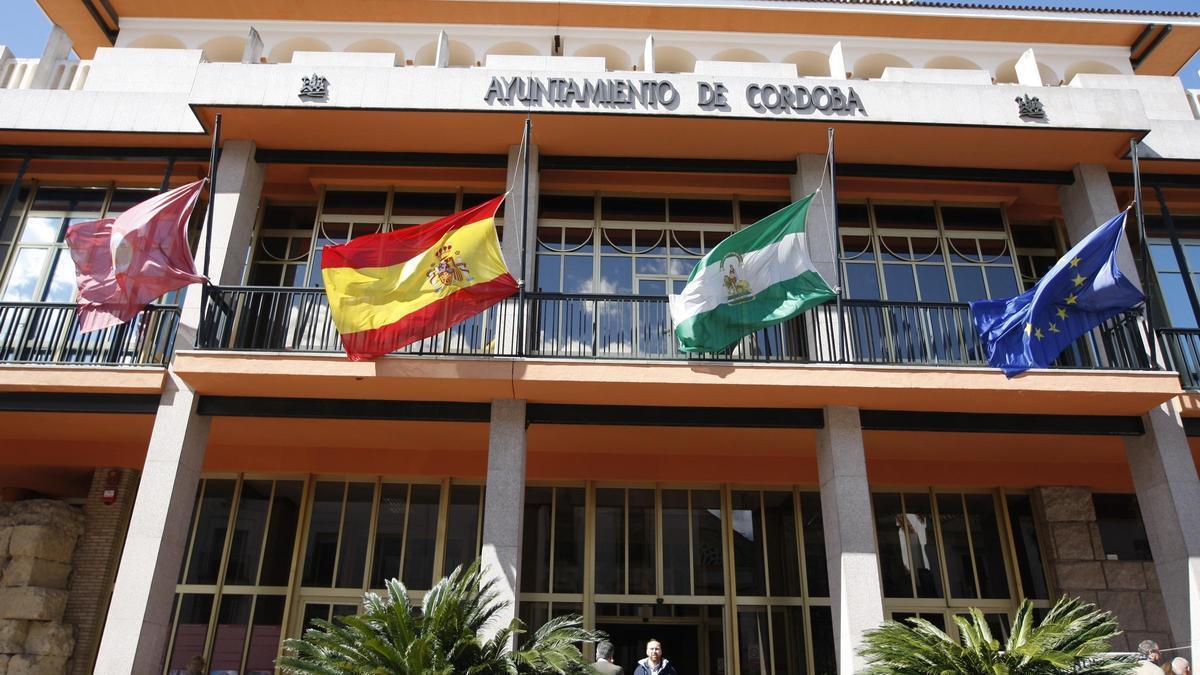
[859,597,1138,675]
[278,561,604,675]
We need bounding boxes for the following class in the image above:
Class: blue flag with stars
[970,210,1143,378]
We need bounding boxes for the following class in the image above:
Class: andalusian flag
[321,196,517,361]
[668,192,836,353]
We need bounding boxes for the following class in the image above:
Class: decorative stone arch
[924,55,981,70]
[268,37,331,64]
[784,50,831,77]
[127,35,187,50]
[199,36,246,63]
[852,53,912,79]
[345,39,403,66]
[1064,60,1122,83]
[651,45,696,73]
[484,41,542,58]
[414,39,475,67]
[711,48,768,63]
[571,43,632,71]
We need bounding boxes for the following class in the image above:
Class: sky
[0,0,1196,86]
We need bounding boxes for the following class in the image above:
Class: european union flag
[970,210,1144,378]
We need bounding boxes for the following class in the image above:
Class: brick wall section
[63,468,139,675]
[1032,486,1172,652]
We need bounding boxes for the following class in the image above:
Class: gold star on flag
[1065,293,1078,305]
[1056,307,1068,320]
[1049,323,1061,333]
[1025,323,1032,335]
[1072,273,1086,287]
[1070,256,1081,268]
[1034,327,1044,340]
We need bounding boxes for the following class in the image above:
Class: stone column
[1058,164,1141,288]
[93,374,210,674]
[180,139,265,341]
[816,406,884,674]
[480,399,527,644]
[64,468,140,675]
[1126,402,1200,662]
[30,25,72,90]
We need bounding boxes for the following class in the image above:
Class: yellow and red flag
[321,196,517,361]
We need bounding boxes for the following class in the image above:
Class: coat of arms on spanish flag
[321,195,517,361]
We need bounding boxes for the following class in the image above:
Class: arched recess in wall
[784,50,831,77]
[485,41,541,61]
[571,43,632,71]
[994,58,1058,85]
[852,53,912,79]
[652,46,696,73]
[345,39,403,66]
[127,35,187,50]
[268,37,331,63]
[924,55,981,70]
[199,36,246,63]
[1064,60,1122,83]
[414,40,475,67]
[711,48,768,63]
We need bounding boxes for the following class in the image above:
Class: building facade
[1,0,1200,673]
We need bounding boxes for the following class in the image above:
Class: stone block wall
[0,500,85,675]
[1033,486,1171,652]
[64,468,139,675]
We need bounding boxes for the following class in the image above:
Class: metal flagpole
[202,113,222,279]
[829,127,846,362]
[158,157,176,194]
[515,116,532,357]
[1131,138,1157,369]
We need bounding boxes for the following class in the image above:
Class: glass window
[594,488,625,595]
[441,484,482,576]
[371,482,407,587]
[259,481,303,586]
[401,484,441,590]
[209,594,252,673]
[1093,493,1153,561]
[627,489,656,596]
[224,481,272,586]
[166,594,213,675]
[692,490,725,596]
[301,482,344,587]
[553,487,586,593]
[186,480,235,585]
[245,596,286,675]
[335,482,374,588]
[1006,494,1049,600]
[521,487,553,593]
[800,493,829,598]
[731,491,767,596]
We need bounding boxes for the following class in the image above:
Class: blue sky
[0,0,1197,85]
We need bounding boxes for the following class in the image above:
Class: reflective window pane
[1006,494,1049,600]
[335,482,373,588]
[186,480,235,585]
[628,488,656,595]
[259,481,302,586]
[964,494,1011,599]
[595,488,625,595]
[736,606,772,674]
[245,595,286,675]
[904,493,943,599]
[773,606,807,675]
[209,594,252,672]
[764,491,802,597]
[801,493,829,597]
[553,487,586,593]
[730,491,766,596]
[224,481,272,586]
[662,490,691,595]
[873,493,913,598]
[442,484,482,576]
[166,594,213,675]
[937,494,978,599]
[371,483,407,588]
[401,484,441,590]
[521,487,553,593]
[301,482,344,587]
[810,606,836,675]
[692,490,724,596]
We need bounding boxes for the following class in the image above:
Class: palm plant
[278,561,603,674]
[859,596,1137,675]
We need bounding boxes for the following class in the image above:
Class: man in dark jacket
[633,639,678,675]
[592,641,623,675]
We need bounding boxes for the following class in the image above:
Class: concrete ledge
[0,366,165,395]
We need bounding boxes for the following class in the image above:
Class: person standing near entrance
[593,641,624,675]
[634,639,678,675]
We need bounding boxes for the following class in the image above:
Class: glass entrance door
[597,613,726,675]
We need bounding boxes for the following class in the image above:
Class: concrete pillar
[480,399,527,644]
[30,25,72,90]
[1125,401,1200,662]
[180,139,264,339]
[93,373,211,674]
[1058,164,1141,288]
[816,406,885,674]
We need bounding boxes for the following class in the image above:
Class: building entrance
[599,622,703,675]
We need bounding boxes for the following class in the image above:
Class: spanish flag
[321,196,517,361]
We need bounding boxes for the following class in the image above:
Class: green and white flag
[668,192,836,353]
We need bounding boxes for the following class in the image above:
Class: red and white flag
[66,179,208,333]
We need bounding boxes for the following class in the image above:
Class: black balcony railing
[1159,329,1200,389]
[196,286,1153,374]
[0,301,180,366]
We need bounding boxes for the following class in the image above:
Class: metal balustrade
[195,286,1152,373]
[1159,329,1200,390]
[0,301,180,366]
